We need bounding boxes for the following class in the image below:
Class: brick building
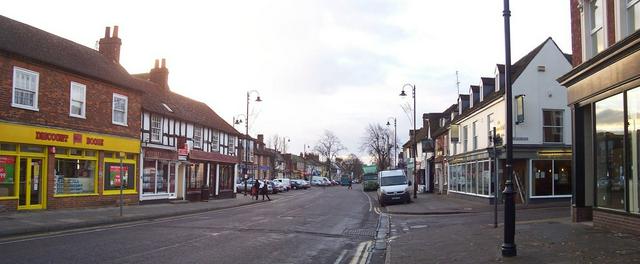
[558,0,640,235]
[0,16,142,211]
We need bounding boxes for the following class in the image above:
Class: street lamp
[399,83,417,199]
[501,0,517,257]
[242,90,262,196]
[232,114,246,128]
[386,117,397,169]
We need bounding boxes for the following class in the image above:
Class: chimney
[98,26,122,63]
[149,58,169,91]
[257,134,264,144]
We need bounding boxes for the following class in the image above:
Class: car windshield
[363,174,377,181]
[380,176,407,186]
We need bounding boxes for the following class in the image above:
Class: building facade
[0,18,142,211]
[448,38,573,204]
[558,0,640,235]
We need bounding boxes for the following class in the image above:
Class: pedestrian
[348,179,352,190]
[261,179,271,201]
[252,179,260,200]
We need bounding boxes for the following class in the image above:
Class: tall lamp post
[240,90,262,196]
[501,0,517,257]
[386,117,397,169]
[400,83,417,199]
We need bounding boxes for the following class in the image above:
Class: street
[0,187,377,264]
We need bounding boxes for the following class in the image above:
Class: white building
[448,38,573,203]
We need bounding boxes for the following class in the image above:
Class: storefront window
[628,88,640,214]
[104,162,135,191]
[1,143,17,151]
[0,156,17,197]
[532,160,553,196]
[142,160,157,194]
[187,163,205,189]
[595,94,626,210]
[54,159,96,195]
[555,160,572,195]
[220,164,233,190]
[143,160,176,195]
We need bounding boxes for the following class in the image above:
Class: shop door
[18,158,45,210]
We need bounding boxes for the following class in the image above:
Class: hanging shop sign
[0,122,139,153]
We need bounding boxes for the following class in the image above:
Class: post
[119,152,124,217]
[493,127,498,228]
[412,86,417,199]
[501,0,517,257]
[394,118,397,168]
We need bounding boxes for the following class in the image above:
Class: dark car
[290,180,302,190]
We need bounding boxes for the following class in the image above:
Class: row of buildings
[400,0,640,236]
[0,15,323,211]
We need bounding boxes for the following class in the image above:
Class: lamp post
[400,83,417,199]
[386,117,397,169]
[501,0,517,257]
[241,90,262,196]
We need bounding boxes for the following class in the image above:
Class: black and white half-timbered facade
[135,60,242,201]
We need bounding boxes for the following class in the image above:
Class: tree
[360,123,393,170]
[267,134,289,153]
[314,130,346,178]
[337,154,364,181]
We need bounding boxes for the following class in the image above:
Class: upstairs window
[193,126,202,149]
[12,67,39,111]
[472,121,478,150]
[543,110,564,143]
[150,115,162,143]
[69,82,86,118]
[211,131,220,152]
[462,125,468,153]
[590,0,605,55]
[627,0,640,33]
[112,93,128,126]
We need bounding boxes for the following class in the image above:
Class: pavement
[365,191,640,264]
[0,191,278,238]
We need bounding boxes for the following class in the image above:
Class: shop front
[0,122,140,211]
[187,149,238,200]
[140,148,178,201]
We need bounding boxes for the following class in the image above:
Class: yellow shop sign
[0,122,140,153]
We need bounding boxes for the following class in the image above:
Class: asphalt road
[0,186,378,264]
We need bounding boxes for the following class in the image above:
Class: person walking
[252,179,260,200]
[261,179,271,201]
[348,178,353,190]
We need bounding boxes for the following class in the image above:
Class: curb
[0,199,265,239]
[385,210,474,216]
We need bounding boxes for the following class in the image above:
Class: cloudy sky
[3,0,571,162]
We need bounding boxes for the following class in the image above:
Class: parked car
[236,179,273,194]
[273,178,292,191]
[377,169,411,207]
[291,179,310,189]
[271,181,286,193]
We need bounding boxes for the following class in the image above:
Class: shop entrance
[18,157,45,210]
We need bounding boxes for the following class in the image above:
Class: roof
[432,104,458,137]
[0,15,140,92]
[470,85,480,93]
[481,77,495,85]
[133,77,241,136]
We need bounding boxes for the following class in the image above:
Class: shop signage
[0,122,139,153]
[109,165,129,187]
[0,156,15,184]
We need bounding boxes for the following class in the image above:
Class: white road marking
[349,241,372,264]
[334,249,348,264]
[362,189,373,212]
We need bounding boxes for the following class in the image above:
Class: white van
[273,178,291,191]
[377,169,411,206]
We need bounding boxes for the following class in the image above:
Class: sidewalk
[0,193,276,238]
[382,192,570,215]
[381,193,640,263]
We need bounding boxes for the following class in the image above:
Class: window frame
[542,109,564,144]
[69,82,87,119]
[11,67,40,111]
[462,125,468,153]
[150,114,162,143]
[193,125,202,149]
[112,93,128,126]
[472,121,478,150]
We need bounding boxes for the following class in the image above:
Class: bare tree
[314,130,346,177]
[360,123,393,170]
[337,154,364,181]
[267,134,289,153]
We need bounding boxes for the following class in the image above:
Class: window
[487,114,495,147]
[628,87,640,214]
[211,131,219,152]
[142,160,176,194]
[543,110,564,143]
[150,115,162,143]
[531,160,572,197]
[462,125,468,152]
[627,0,640,36]
[472,121,478,150]
[228,135,235,156]
[69,82,86,118]
[112,94,128,126]
[589,0,605,55]
[0,156,17,197]
[12,67,39,110]
[595,94,625,210]
[54,149,97,195]
[193,126,202,149]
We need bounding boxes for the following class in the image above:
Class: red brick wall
[606,0,616,47]
[570,0,583,66]
[593,209,640,236]
[0,54,141,138]
[572,205,593,222]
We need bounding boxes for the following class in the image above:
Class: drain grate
[342,229,376,238]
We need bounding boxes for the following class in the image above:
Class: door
[18,157,44,210]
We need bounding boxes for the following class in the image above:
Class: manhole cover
[342,229,376,238]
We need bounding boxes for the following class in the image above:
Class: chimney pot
[104,27,111,38]
[113,26,119,38]
[161,58,166,68]
[154,59,159,68]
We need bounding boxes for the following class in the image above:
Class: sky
[2,0,571,163]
